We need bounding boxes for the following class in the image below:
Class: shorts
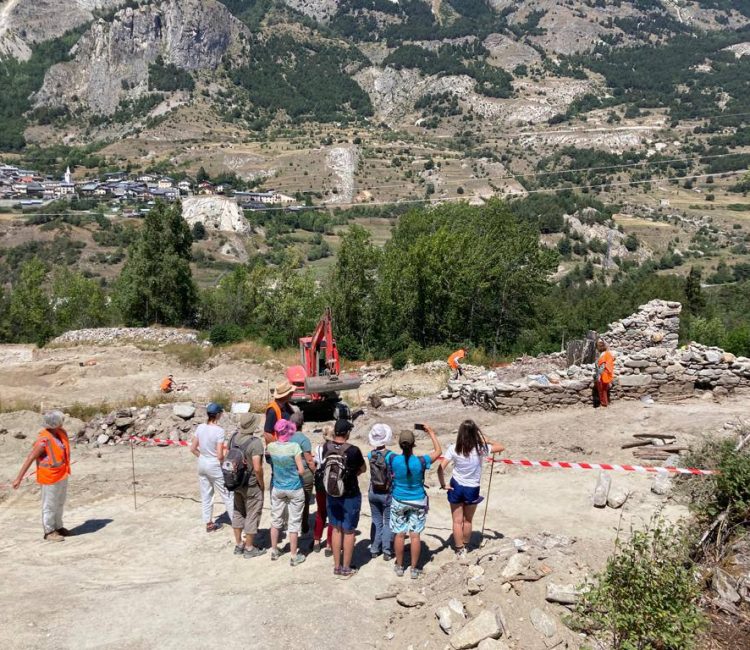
[390,498,428,534]
[232,484,264,534]
[447,477,482,506]
[270,488,305,534]
[327,494,362,533]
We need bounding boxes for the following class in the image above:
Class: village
[0,162,300,212]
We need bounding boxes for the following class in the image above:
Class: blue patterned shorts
[390,497,428,534]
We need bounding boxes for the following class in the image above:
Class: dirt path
[1,396,744,649]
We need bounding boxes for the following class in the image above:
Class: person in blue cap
[190,402,233,532]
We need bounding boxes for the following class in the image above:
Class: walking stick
[480,453,496,548]
[130,438,138,511]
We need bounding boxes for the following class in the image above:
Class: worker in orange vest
[595,339,615,408]
[12,411,72,542]
[160,375,175,393]
[448,348,468,380]
[264,380,295,444]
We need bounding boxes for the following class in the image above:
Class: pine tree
[9,258,53,345]
[115,202,197,326]
[685,266,705,315]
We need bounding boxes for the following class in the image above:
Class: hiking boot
[233,544,246,556]
[44,531,65,542]
[56,527,71,537]
[243,546,267,559]
[339,567,357,580]
[290,553,306,567]
[393,564,405,577]
[271,547,281,561]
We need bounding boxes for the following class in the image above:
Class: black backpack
[322,441,351,497]
[370,450,392,494]
[222,433,254,490]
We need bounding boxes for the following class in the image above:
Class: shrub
[572,518,704,649]
[391,350,409,371]
[209,323,244,346]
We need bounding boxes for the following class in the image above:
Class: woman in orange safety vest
[12,411,72,542]
[448,348,467,379]
[595,339,615,408]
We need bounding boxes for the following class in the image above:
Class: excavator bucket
[305,373,362,395]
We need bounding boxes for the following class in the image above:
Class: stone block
[529,608,557,638]
[450,610,502,650]
[593,471,611,508]
[618,375,652,387]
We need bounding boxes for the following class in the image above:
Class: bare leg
[408,533,421,569]
[271,526,280,550]
[462,504,478,547]
[331,526,343,569]
[394,533,405,566]
[289,532,298,557]
[450,503,464,549]
[243,532,255,548]
[233,528,242,545]
[343,532,355,569]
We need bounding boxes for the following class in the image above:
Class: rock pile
[77,402,231,445]
[50,327,207,348]
[451,301,750,414]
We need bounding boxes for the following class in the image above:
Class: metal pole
[130,439,137,511]
[480,453,496,546]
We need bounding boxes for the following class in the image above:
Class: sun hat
[239,413,261,434]
[334,418,354,436]
[274,418,297,442]
[206,402,224,415]
[274,381,295,399]
[368,423,393,447]
[398,429,415,447]
[43,410,64,429]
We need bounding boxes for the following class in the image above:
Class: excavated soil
[0,344,748,649]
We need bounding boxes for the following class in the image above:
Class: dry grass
[161,343,216,368]
[0,398,41,414]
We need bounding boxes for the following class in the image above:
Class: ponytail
[400,442,414,476]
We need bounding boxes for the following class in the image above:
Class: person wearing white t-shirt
[190,402,233,532]
[437,420,504,558]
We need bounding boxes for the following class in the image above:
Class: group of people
[190,381,506,580]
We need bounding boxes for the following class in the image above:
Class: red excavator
[286,307,361,417]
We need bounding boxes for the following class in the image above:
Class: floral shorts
[390,497,428,534]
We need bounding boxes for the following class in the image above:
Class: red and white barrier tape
[129,435,189,447]
[487,457,717,476]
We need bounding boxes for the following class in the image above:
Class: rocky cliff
[34,0,248,115]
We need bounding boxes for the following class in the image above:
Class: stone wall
[50,327,206,347]
[450,300,750,414]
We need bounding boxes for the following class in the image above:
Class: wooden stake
[130,439,137,511]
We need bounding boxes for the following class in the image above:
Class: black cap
[334,418,354,435]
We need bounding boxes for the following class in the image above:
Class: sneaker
[233,544,246,556]
[371,552,379,560]
[339,567,358,580]
[333,566,343,576]
[313,540,322,553]
[56,527,71,537]
[324,548,333,558]
[243,546,267,559]
[44,531,65,542]
[411,568,424,580]
[393,565,405,577]
[290,553,306,567]
[271,547,281,561]
[455,547,467,559]
[383,552,393,562]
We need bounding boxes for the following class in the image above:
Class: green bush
[391,350,409,371]
[209,324,245,346]
[572,519,704,650]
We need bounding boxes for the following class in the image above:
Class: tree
[376,200,557,354]
[685,266,705,315]
[328,225,382,357]
[196,166,209,183]
[192,222,206,241]
[624,233,639,252]
[51,268,110,332]
[115,202,197,326]
[9,258,53,345]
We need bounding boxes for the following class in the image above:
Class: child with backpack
[367,424,394,561]
[388,426,442,579]
[322,418,366,579]
[312,425,334,555]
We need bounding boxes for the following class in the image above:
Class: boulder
[712,568,741,604]
[593,471,611,508]
[450,610,502,650]
[651,474,672,495]
[172,403,196,420]
[436,606,455,634]
[607,486,629,509]
[501,553,531,580]
[397,591,426,608]
[546,583,580,605]
[115,417,134,429]
[96,433,110,445]
[705,350,722,364]
[477,640,510,650]
[529,608,557,638]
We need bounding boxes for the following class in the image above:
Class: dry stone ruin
[452,300,750,413]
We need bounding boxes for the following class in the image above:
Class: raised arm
[424,425,442,462]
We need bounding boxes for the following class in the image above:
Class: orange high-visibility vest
[160,377,173,392]
[597,350,615,384]
[35,428,71,485]
[448,349,466,370]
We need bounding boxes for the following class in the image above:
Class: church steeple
[64,166,71,184]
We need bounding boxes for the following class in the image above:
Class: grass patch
[726,204,750,212]
[161,343,217,368]
[0,398,40,414]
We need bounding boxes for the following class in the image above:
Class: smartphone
[414,423,426,431]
